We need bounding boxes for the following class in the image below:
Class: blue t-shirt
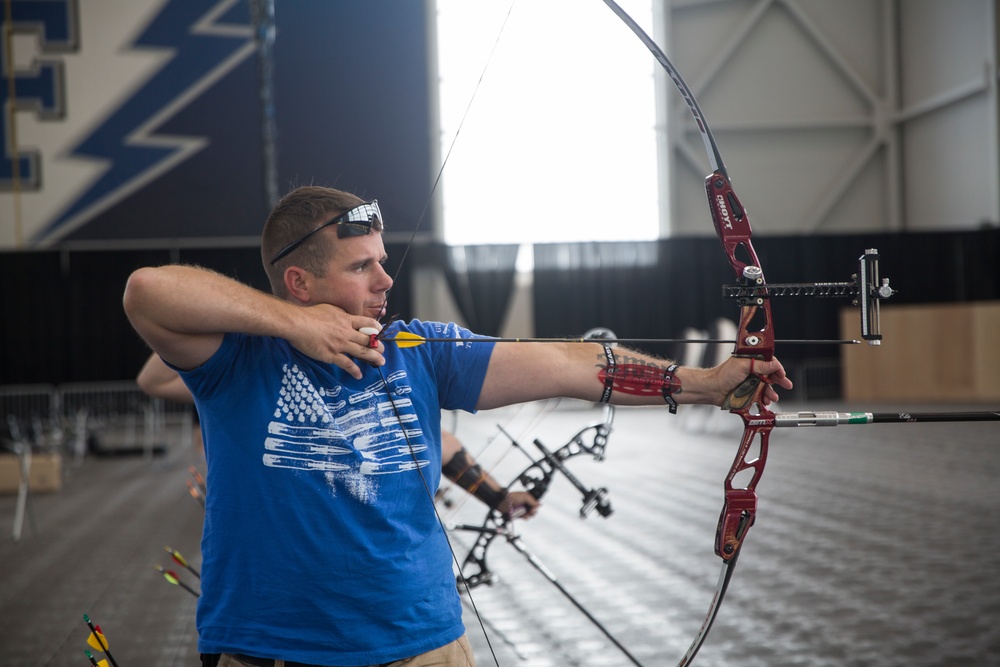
[179,320,494,665]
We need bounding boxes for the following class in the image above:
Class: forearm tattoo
[442,447,508,509]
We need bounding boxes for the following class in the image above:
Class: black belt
[232,653,399,667]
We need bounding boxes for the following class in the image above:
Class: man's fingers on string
[351,338,385,366]
[365,346,386,366]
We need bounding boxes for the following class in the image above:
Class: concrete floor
[1,400,998,666]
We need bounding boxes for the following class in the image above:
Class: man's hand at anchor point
[289,304,385,380]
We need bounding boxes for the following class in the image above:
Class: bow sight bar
[722,249,896,344]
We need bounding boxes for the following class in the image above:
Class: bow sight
[722,248,896,344]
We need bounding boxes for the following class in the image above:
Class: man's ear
[284,267,312,304]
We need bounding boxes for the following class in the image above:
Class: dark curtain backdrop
[0,242,413,385]
[1,230,997,384]
[442,245,519,336]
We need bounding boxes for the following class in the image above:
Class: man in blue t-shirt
[124,186,791,667]
[136,352,541,519]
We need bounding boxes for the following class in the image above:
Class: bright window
[435,0,661,247]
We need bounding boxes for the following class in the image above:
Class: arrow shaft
[179,580,201,597]
[396,336,859,346]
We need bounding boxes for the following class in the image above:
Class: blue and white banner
[1,0,265,248]
[2,0,432,250]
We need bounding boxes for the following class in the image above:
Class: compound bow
[447,402,653,666]
[452,402,616,590]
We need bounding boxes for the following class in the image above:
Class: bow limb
[453,512,505,589]
[717,383,772,561]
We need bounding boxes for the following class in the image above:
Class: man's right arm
[123,265,383,377]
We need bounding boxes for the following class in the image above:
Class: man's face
[306,232,393,319]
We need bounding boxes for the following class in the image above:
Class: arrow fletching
[86,628,109,652]
[156,564,181,586]
[165,546,201,578]
[187,480,206,506]
[390,331,428,348]
[165,545,189,567]
[188,466,206,493]
[155,564,201,597]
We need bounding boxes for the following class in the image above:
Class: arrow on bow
[382,330,864,348]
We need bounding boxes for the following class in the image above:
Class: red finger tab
[359,326,381,349]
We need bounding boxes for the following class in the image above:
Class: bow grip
[721,374,763,411]
[715,488,758,561]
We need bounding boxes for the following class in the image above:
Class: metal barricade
[0,385,59,442]
[58,382,166,457]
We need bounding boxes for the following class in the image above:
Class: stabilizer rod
[774,411,1000,426]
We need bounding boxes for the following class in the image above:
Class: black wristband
[662,363,680,414]
[599,343,616,404]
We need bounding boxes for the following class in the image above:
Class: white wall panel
[666,0,999,234]
[900,0,998,228]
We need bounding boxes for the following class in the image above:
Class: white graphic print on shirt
[264,363,430,501]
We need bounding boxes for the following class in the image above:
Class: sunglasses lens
[336,221,374,238]
[336,201,381,238]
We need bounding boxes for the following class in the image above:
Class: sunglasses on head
[269,200,382,265]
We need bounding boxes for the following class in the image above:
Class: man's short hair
[261,186,381,297]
